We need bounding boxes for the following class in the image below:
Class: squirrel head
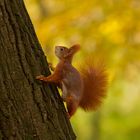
[55,46,69,59]
[55,44,80,60]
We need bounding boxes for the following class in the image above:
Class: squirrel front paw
[48,62,55,71]
[36,75,45,80]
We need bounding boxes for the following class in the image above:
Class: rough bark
[0,0,76,139]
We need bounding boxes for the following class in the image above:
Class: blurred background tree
[24,0,140,140]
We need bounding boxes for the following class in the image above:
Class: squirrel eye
[60,48,64,51]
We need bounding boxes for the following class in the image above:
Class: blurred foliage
[24,0,140,140]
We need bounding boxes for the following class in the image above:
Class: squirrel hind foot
[67,100,79,117]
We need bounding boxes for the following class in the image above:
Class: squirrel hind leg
[67,99,79,117]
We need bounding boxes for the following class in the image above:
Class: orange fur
[79,61,108,111]
[36,44,108,118]
[36,60,65,83]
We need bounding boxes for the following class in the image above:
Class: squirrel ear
[67,44,80,57]
[70,44,80,51]
[64,44,80,58]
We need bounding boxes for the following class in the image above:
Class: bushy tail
[79,61,108,111]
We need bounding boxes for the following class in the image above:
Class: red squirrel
[36,44,108,118]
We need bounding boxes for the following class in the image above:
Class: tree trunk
[0,0,76,139]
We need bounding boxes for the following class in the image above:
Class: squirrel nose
[55,46,60,55]
[55,46,59,51]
